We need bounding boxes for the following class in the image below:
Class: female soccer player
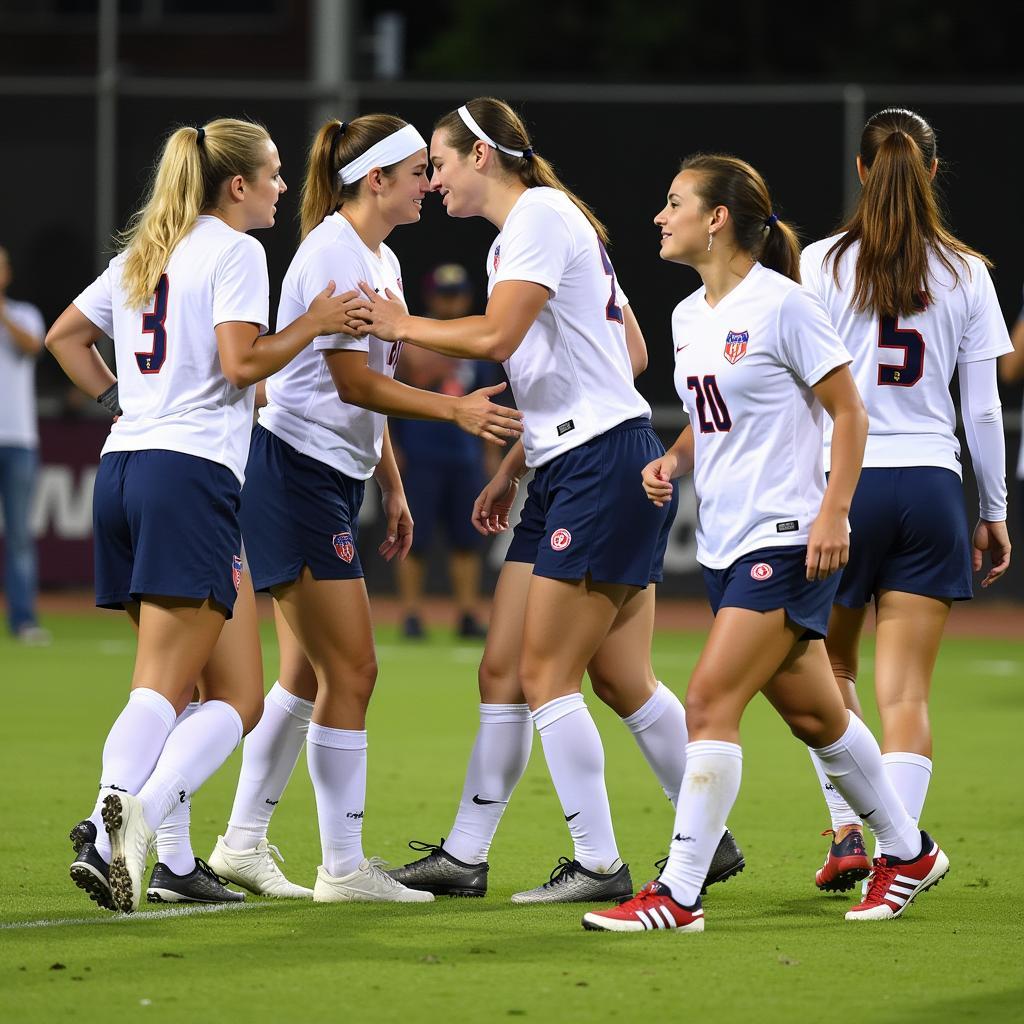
[582,154,948,933]
[800,108,1012,891]
[358,97,731,906]
[205,114,523,904]
[47,117,357,913]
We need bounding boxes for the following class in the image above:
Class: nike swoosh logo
[675,344,689,352]
[472,794,507,806]
[565,812,580,823]
[858,809,876,819]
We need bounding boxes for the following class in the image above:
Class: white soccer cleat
[313,858,435,903]
[207,836,313,899]
[102,792,154,914]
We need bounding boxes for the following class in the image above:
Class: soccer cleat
[207,836,313,899]
[101,792,154,914]
[816,824,871,892]
[846,831,949,921]
[456,613,487,640]
[313,858,435,903]
[511,858,632,905]
[386,839,488,897]
[654,827,746,895]
[69,818,98,856]
[147,858,246,904]
[69,843,115,912]
[402,614,426,640]
[581,881,704,933]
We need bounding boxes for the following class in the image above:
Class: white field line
[970,660,1022,677]
[1,899,292,931]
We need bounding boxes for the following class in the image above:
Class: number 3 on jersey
[136,274,169,374]
[597,241,624,324]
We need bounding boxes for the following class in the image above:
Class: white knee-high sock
[533,693,619,873]
[658,741,743,907]
[154,702,202,874]
[808,748,861,831]
[307,723,367,877]
[89,687,178,861]
[224,682,314,851]
[445,703,533,864]
[621,682,688,805]
[811,713,920,861]
[137,701,244,833]
[882,752,932,825]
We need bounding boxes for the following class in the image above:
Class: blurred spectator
[998,285,1024,536]
[0,246,50,644]
[390,264,501,640]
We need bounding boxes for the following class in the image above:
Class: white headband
[338,124,427,185]
[457,105,529,159]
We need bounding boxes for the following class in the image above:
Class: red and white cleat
[816,824,871,892]
[581,881,704,933]
[846,831,949,921]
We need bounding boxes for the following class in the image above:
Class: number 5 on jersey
[136,274,169,374]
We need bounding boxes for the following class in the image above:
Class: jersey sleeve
[957,262,1015,364]
[213,236,270,334]
[798,243,826,301]
[491,201,574,296]
[304,243,371,354]
[73,263,116,337]
[777,286,851,386]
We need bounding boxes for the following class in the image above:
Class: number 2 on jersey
[597,241,624,324]
[686,375,732,433]
[877,315,924,387]
[136,274,169,374]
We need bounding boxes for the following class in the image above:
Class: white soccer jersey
[672,263,851,569]
[74,216,269,485]
[259,213,403,480]
[0,298,45,448]
[486,187,650,468]
[801,234,1014,475]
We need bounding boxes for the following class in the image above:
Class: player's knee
[783,710,832,747]
[478,655,518,703]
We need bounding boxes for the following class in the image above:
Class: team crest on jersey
[750,562,773,581]
[550,528,572,552]
[332,532,355,563]
[493,245,501,272]
[231,554,243,592]
[724,331,749,365]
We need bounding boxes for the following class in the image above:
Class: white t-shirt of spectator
[486,187,650,468]
[74,216,269,486]
[260,213,403,481]
[672,263,851,570]
[0,298,45,448]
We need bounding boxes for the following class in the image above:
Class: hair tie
[522,147,535,161]
[330,121,347,166]
[196,127,205,145]
[765,212,779,228]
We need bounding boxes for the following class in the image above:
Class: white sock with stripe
[658,741,743,907]
[307,724,368,878]
[811,713,920,861]
[444,704,533,865]
[224,682,314,851]
[621,682,688,805]
[154,701,202,874]
[882,751,932,826]
[808,747,862,830]
[533,693,620,874]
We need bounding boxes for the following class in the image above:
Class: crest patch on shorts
[232,554,243,591]
[550,528,572,552]
[333,532,355,563]
[750,562,773,580]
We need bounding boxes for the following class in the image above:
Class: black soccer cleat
[147,858,246,904]
[70,843,115,912]
[511,858,633,905]
[69,819,98,856]
[386,839,488,897]
[655,827,746,895]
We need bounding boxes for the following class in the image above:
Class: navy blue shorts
[93,450,242,618]
[402,456,484,555]
[835,467,972,608]
[240,425,366,591]
[702,545,841,641]
[505,417,670,588]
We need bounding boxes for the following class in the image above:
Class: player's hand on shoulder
[641,455,677,508]
[973,519,1011,588]
[805,512,850,581]
[357,282,406,342]
[307,281,371,338]
[472,471,518,536]
[454,381,524,445]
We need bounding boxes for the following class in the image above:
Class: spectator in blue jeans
[0,245,49,644]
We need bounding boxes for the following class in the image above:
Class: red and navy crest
[493,244,501,272]
[332,532,355,563]
[231,554,243,592]
[724,330,749,365]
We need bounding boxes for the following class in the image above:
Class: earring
[707,231,714,252]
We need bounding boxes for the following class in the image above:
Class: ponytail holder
[765,212,779,228]
[330,121,347,166]
[522,147,535,161]
[196,127,205,145]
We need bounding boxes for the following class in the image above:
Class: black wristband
[97,382,122,417]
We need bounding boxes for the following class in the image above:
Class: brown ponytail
[826,108,990,318]
[299,114,410,240]
[681,153,801,283]
[434,97,609,245]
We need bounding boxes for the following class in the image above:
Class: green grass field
[1,613,1022,1023]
